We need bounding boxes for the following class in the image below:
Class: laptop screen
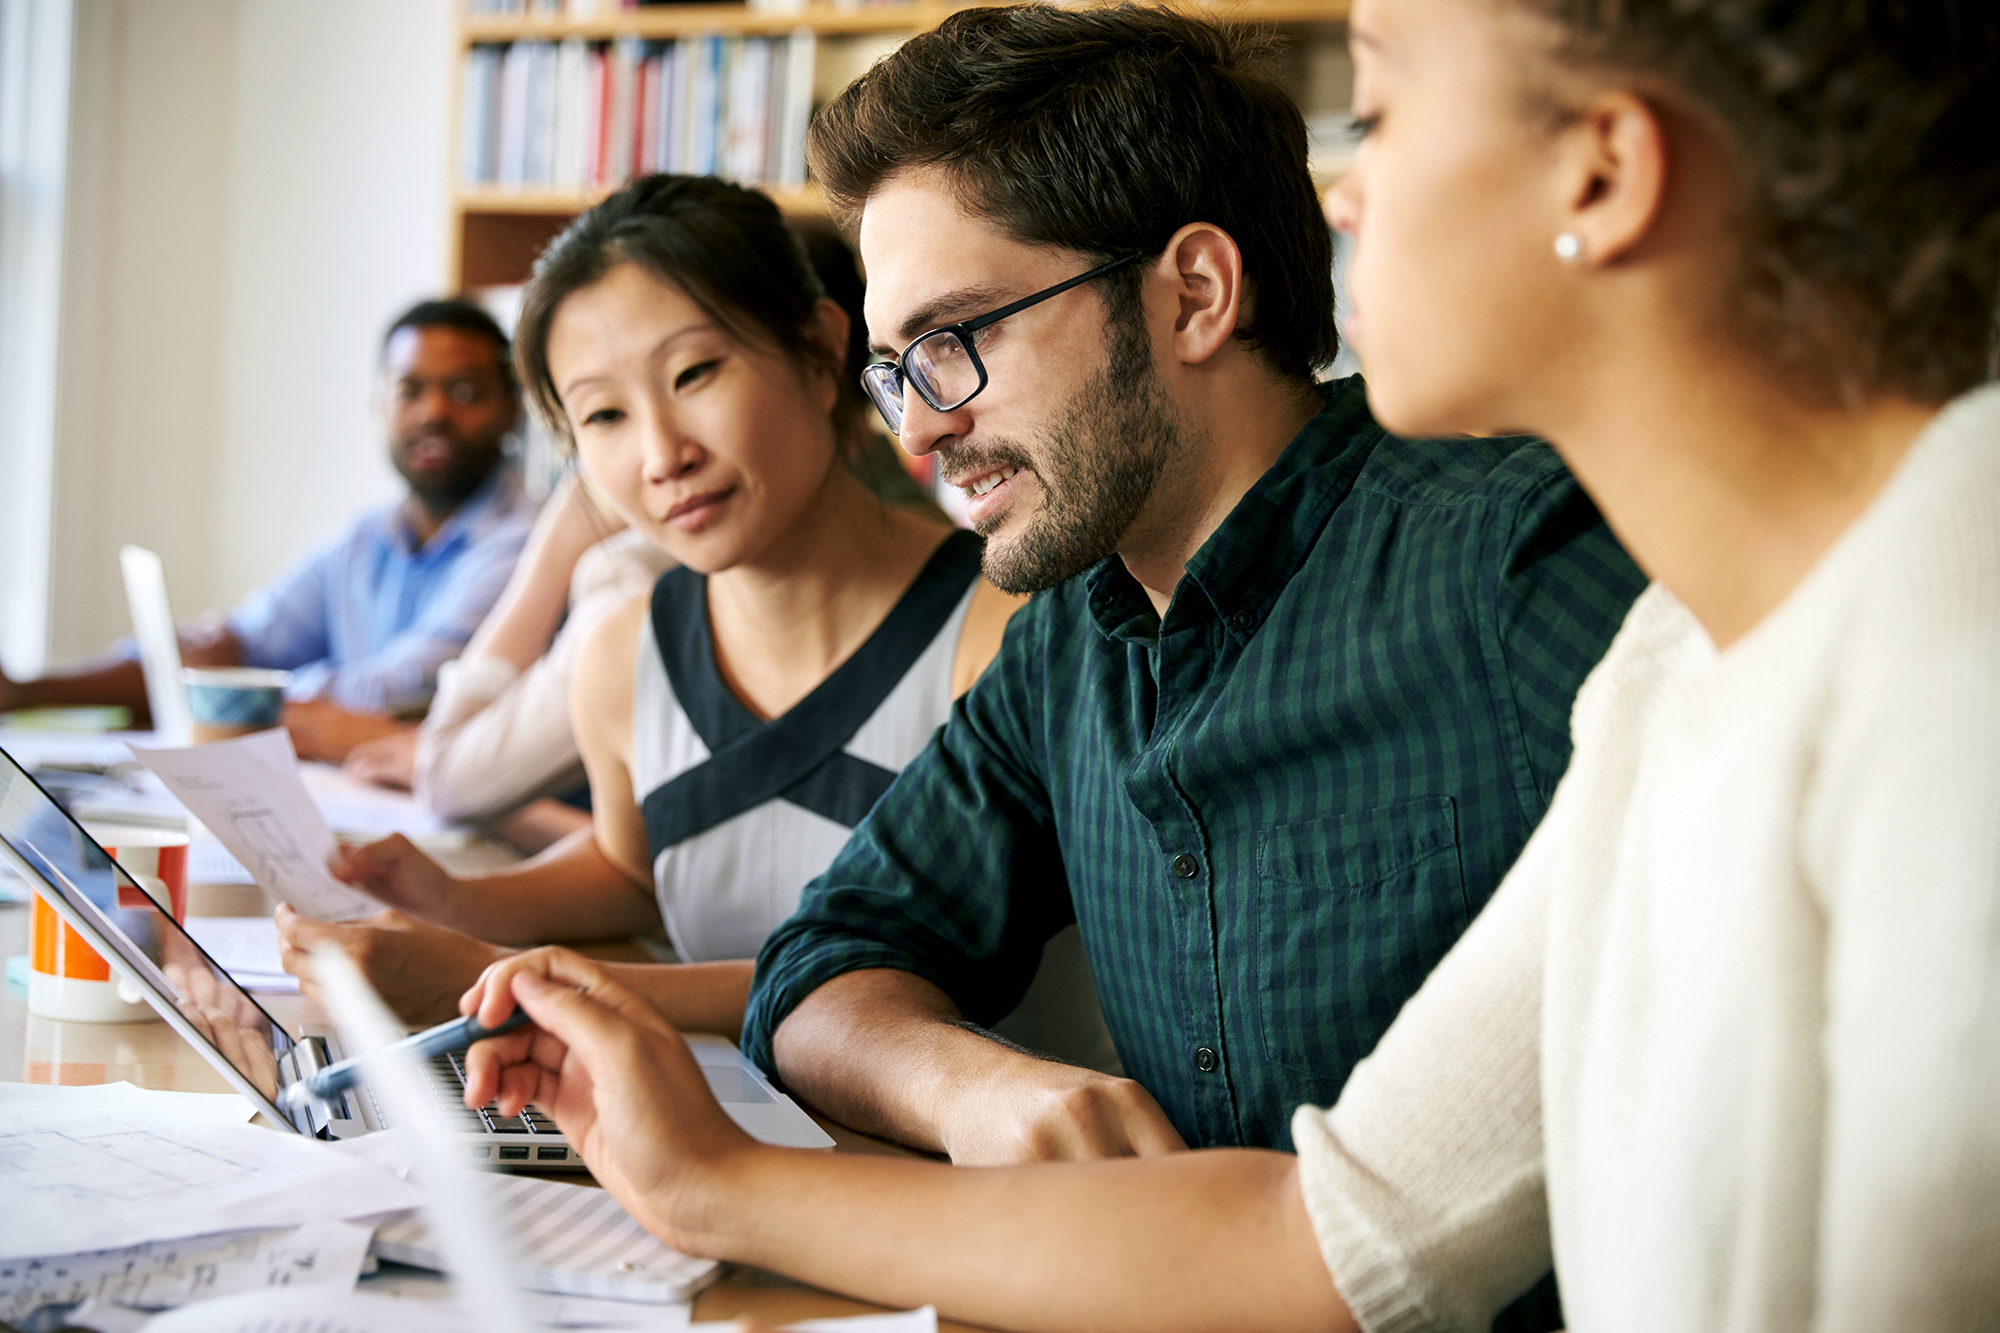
[0,746,295,1107]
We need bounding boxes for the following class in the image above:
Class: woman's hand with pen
[457,946,765,1257]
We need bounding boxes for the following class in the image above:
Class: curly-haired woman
[452,2,2000,1329]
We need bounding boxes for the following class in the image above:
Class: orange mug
[27,825,189,1024]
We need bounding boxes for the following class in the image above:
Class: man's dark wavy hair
[807,3,1338,385]
[1531,0,2000,404]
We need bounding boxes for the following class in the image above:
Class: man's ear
[1552,90,1669,267]
[1157,223,1246,367]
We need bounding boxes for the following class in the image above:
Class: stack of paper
[0,1082,418,1325]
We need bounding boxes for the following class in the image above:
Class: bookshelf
[446,0,1354,290]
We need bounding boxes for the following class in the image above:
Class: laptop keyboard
[428,1051,556,1135]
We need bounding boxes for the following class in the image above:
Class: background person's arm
[302,513,530,713]
[330,825,659,945]
[458,470,626,673]
[0,614,241,723]
[414,530,667,822]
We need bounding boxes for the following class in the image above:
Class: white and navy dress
[632,529,1119,1071]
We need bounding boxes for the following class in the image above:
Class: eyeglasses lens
[907,331,980,412]
[862,363,907,434]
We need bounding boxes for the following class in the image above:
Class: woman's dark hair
[1529,0,2000,404]
[515,175,865,452]
[807,3,1337,384]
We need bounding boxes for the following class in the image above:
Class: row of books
[460,34,816,190]
[466,0,702,15]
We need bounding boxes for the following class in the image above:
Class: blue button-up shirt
[228,463,537,712]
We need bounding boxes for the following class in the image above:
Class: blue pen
[278,1009,532,1111]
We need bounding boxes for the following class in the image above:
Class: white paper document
[138,1287,475,1333]
[0,1109,422,1259]
[185,914,300,994]
[127,730,379,921]
[0,1220,372,1322]
[0,1079,257,1128]
[300,762,451,842]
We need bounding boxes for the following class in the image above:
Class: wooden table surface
[1,870,993,1330]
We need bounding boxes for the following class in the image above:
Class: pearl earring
[1554,232,1584,264]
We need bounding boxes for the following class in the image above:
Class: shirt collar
[1084,378,1383,646]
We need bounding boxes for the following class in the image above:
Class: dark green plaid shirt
[744,378,1644,1151]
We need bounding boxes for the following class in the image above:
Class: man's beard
[950,321,1189,595]
[392,433,503,515]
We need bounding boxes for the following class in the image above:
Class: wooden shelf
[461,0,1349,43]
[456,182,824,216]
[453,183,827,287]
[447,0,1348,287]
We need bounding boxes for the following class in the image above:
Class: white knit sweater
[1294,385,2000,1333]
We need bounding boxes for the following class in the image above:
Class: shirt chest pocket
[1252,797,1470,1103]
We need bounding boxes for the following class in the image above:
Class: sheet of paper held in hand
[127,729,379,921]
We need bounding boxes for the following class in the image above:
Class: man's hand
[178,613,243,668]
[460,947,762,1253]
[283,699,408,765]
[938,1051,1187,1165]
[328,833,462,926]
[276,903,509,1024]
[773,969,1188,1164]
[344,730,418,790]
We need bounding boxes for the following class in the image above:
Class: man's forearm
[770,968,1043,1153]
[6,658,150,716]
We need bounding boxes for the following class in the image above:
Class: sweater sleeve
[414,536,667,822]
[1292,802,1559,1333]
[1803,436,2000,1332]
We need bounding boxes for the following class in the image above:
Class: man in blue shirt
[0,299,537,760]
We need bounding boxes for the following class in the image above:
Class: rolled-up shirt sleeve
[228,538,341,682]
[741,598,1070,1077]
[1291,810,1558,1333]
[229,476,535,713]
[305,532,524,711]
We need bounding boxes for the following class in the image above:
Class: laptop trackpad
[701,1065,775,1105]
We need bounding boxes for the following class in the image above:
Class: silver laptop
[0,744,833,1168]
[120,545,193,747]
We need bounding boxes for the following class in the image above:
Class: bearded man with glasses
[739,14,1640,1321]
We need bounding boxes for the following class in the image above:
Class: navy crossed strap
[640,529,985,856]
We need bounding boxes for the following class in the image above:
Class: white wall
[0,0,76,676]
[213,0,456,616]
[45,0,456,662]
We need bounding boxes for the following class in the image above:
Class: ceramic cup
[183,666,292,743]
[28,825,189,1023]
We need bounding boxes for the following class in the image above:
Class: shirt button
[1230,609,1255,632]
[1194,1046,1218,1072]
[1171,853,1199,879]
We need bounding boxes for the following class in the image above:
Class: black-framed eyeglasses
[860,251,1150,434]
